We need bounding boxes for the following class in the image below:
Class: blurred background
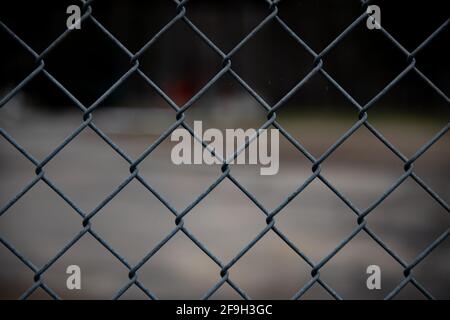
[0,0,449,299]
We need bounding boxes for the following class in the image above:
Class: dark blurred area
[0,0,448,111]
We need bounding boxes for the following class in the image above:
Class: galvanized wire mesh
[0,0,449,300]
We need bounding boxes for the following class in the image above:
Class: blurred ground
[0,101,449,300]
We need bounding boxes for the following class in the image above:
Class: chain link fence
[0,0,449,299]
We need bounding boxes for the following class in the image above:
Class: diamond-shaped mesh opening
[44,19,133,106]
[0,0,76,52]
[137,232,219,299]
[232,18,315,105]
[43,234,131,300]
[320,126,405,209]
[276,73,359,157]
[139,21,223,106]
[378,0,449,51]
[185,179,266,262]
[368,72,450,156]
[276,179,356,261]
[0,181,81,266]
[184,73,267,131]
[320,231,405,300]
[89,0,177,53]
[91,73,178,158]
[137,134,223,211]
[187,0,269,53]
[229,131,312,211]
[92,180,174,264]
[366,178,450,262]
[277,0,363,52]
[0,74,83,159]
[324,21,407,104]
[43,127,131,212]
[230,231,311,299]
